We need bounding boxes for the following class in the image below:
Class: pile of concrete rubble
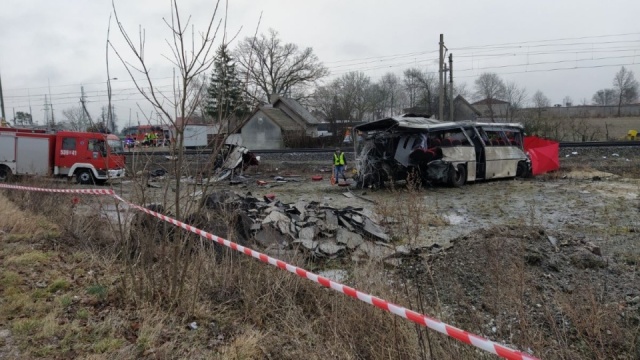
[202,191,414,263]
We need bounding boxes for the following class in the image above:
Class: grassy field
[525,116,640,141]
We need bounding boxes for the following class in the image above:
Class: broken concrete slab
[325,210,339,231]
[338,215,355,231]
[298,226,316,240]
[336,228,364,249]
[292,239,318,251]
[277,220,291,235]
[262,210,290,225]
[317,240,346,256]
[294,201,307,219]
[254,226,280,248]
[363,218,389,242]
[354,242,395,261]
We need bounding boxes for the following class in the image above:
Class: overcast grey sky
[1,0,639,128]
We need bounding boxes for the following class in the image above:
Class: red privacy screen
[524,136,560,176]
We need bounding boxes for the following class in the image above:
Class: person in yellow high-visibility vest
[333,147,347,184]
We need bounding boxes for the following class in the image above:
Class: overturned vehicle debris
[352,115,530,188]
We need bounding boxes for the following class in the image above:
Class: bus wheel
[517,161,531,178]
[76,170,94,185]
[0,166,12,182]
[450,164,467,187]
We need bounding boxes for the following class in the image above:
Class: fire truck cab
[0,128,126,184]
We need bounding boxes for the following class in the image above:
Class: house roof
[260,108,302,131]
[272,96,321,125]
[471,98,510,106]
[455,95,482,115]
[175,116,207,128]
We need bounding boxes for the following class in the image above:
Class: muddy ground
[99,147,640,358]
[119,147,640,260]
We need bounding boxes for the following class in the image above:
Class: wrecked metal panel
[441,147,475,164]
[425,161,450,183]
[221,146,246,170]
[395,134,425,166]
[485,159,519,179]
[484,146,526,179]
[354,115,445,132]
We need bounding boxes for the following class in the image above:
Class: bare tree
[592,89,616,106]
[312,71,373,139]
[504,81,527,122]
[454,82,471,100]
[403,68,421,108]
[474,72,506,121]
[111,0,225,305]
[403,68,437,115]
[613,66,639,116]
[61,106,91,131]
[531,90,550,119]
[563,96,573,107]
[378,73,405,116]
[235,29,329,104]
[340,71,372,121]
[111,0,221,215]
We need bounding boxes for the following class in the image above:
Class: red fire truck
[0,127,126,184]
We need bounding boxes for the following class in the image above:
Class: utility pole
[449,53,454,122]
[48,79,55,127]
[0,73,6,126]
[439,34,444,121]
[80,86,94,128]
[44,95,51,130]
[28,89,33,125]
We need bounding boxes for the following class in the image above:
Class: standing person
[333,147,347,184]
[150,132,158,147]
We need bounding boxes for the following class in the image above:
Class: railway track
[123,141,639,156]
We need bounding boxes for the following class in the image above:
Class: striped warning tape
[0,183,115,195]
[0,183,538,360]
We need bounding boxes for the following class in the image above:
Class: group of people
[124,132,164,148]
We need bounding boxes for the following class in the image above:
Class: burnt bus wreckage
[352,115,531,188]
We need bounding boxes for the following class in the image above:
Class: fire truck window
[62,138,76,150]
[88,139,107,156]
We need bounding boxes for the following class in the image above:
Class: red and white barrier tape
[0,183,538,360]
[0,183,115,195]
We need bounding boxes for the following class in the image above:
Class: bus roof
[353,115,524,132]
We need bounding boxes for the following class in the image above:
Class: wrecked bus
[352,114,530,188]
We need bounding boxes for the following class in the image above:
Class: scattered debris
[149,168,167,177]
[193,191,397,261]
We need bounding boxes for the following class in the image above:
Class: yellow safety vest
[333,152,345,166]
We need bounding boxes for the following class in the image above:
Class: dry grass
[0,183,424,359]
[4,171,637,359]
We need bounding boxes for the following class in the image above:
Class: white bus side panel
[484,146,525,179]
